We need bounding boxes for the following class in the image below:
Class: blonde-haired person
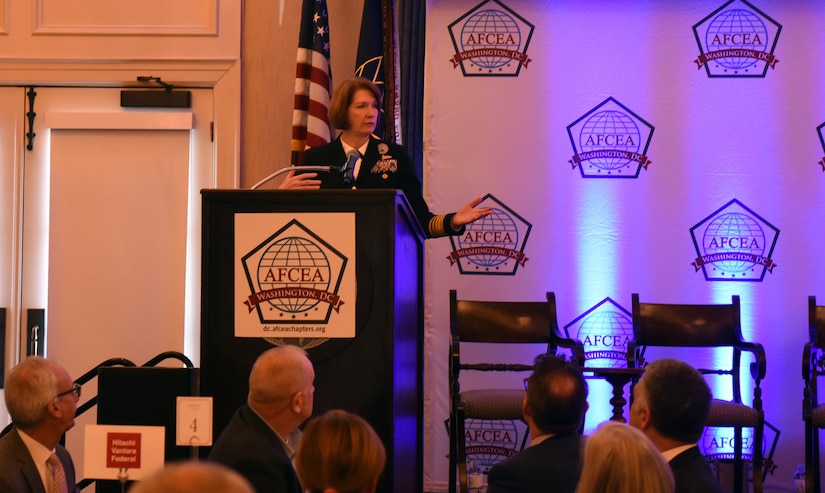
[295,409,386,493]
[575,421,674,493]
[130,461,253,493]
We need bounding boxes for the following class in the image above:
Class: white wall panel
[34,0,218,35]
[0,0,238,60]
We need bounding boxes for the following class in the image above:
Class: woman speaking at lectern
[279,77,490,238]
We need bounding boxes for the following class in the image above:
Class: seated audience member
[208,345,315,493]
[295,409,386,493]
[630,358,724,493]
[575,421,674,493]
[129,461,253,493]
[486,354,589,493]
[0,356,81,493]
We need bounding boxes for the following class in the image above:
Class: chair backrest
[631,293,743,348]
[810,296,825,348]
[450,290,584,365]
[629,293,766,405]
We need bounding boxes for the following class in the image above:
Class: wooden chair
[803,296,825,493]
[448,290,584,493]
[628,293,766,493]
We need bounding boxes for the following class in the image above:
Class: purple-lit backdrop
[421,0,825,490]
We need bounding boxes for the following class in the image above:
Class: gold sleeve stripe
[428,215,448,237]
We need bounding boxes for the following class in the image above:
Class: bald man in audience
[208,345,314,493]
[130,461,253,493]
[0,356,80,493]
[486,354,588,493]
[630,358,724,493]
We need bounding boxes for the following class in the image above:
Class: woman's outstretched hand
[451,197,493,229]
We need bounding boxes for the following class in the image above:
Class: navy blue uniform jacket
[302,136,463,238]
[207,404,302,493]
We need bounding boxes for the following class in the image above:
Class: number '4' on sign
[176,397,213,446]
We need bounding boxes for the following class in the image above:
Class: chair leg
[733,426,743,493]
[456,407,469,493]
[449,411,457,493]
[753,422,762,493]
[814,427,821,493]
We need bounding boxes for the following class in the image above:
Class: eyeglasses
[56,384,81,400]
[523,377,530,390]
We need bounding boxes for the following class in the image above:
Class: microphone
[341,149,360,185]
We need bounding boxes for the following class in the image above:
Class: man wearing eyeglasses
[208,345,314,493]
[0,356,81,493]
[486,354,589,493]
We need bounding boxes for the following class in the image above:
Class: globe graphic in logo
[257,237,331,313]
[701,427,756,461]
[455,208,518,269]
[577,311,632,368]
[706,9,768,71]
[461,9,521,70]
[702,213,764,274]
[579,111,640,171]
[465,418,519,468]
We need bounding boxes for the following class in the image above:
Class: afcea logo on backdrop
[692,0,781,78]
[689,199,779,282]
[564,298,632,369]
[447,0,534,77]
[700,422,778,468]
[567,97,654,178]
[241,220,347,325]
[448,418,524,473]
[816,120,825,171]
[446,194,531,275]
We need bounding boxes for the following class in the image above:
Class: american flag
[291,0,333,166]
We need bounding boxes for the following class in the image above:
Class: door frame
[0,59,240,370]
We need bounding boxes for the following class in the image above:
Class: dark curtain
[396,0,426,182]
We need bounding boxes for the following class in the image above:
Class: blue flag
[355,0,387,139]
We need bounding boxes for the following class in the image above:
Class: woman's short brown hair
[328,77,382,130]
[295,409,386,493]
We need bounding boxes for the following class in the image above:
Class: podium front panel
[200,189,424,493]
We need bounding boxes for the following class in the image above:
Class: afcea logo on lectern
[689,199,779,282]
[567,97,654,179]
[692,0,781,78]
[447,0,534,77]
[240,219,347,325]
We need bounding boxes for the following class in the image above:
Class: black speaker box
[120,90,191,108]
[96,366,200,492]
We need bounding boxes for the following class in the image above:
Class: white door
[10,86,213,473]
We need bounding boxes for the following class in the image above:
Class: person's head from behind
[130,461,253,493]
[328,78,381,134]
[295,409,386,493]
[575,421,674,493]
[630,358,712,445]
[248,345,315,425]
[5,356,79,437]
[524,354,588,434]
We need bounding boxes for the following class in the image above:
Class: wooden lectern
[200,189,425,493]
